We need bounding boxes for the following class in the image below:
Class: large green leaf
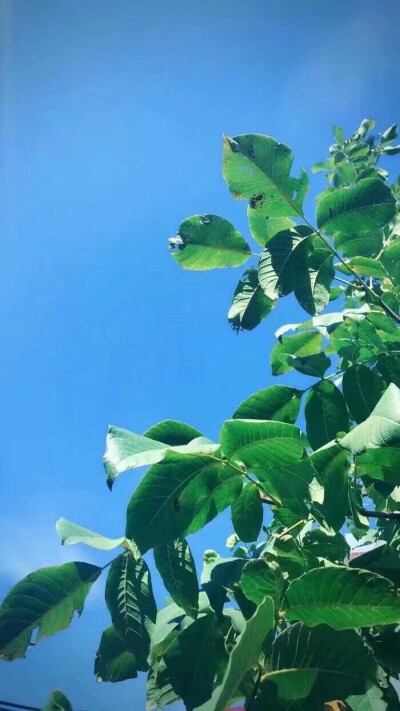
[285,566,400,629]
[310,443,350,530]
[282,352,331,378]
[0,562,101,660]
[271,331,322,376]
[126,452,239,551]
[222,134,308,245]
[294,243,334,316]
[94,625,138,682]
[334,229,383,257]
[261,623,377,703]
[56,518,129,551]
[42,690,73,711]
[231,483,263,542]
[340,384,400,454]
[179,461,243,536]
[105,550,157,667]
[258,226,311,300]
[240,559,284,608]
[256,459,315,516]
[104,425,218,489]
[317,179,396,235]
[305,380,349,450]
[221,419,304,469]
[164,614,227,711]
[228,267,274,332]
[154,539,199,618]
[356,447,400,485]
[195,596,275,711]
[169,214,251,270]
[347,256,387,278]
[233,385,302,424]
[342,365,385,424]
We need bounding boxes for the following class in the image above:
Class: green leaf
[305,381,349,450]
[179,461,243,536]
[256,459,315,516]
[126,452,240,551]
[154,539,199,618]
[94,625,138,682]
[333,126,344,144]
[317,179,396,235]
[0,562,101,660]
[382,145,400,155]
[381,238,400,283]
[347,256,387,278]
[240,559,284,607]
[105,550,157,667]
[144,420,203,445]
[285,566,400,629]
[310,443,350,530]
[381,124,398,143]
[349,542,400,587]
[228,267,274,332]
[342,365,385,424]
[222,134,308,246]
[271,331,322,376]
[42,690,73,711]
[147,629,181,710]
[294,243,334,316]
[233,385,302,424]
[347,686,387,711]
[56,518,128,551]
[169,214,251,270]
[258,226,311,299]
[201,556,245,617]
[340,384,400,454]
[356,447,400,485]
[283,352,331,378]
[104,424,218,489]
[195,596,275,711]
[231,484,263,542]
[261,623,378,703]
[164,614,227,711]
[334,229,383,257]
[221,419,304,469]
[302,528,350,564]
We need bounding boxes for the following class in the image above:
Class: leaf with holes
[105,550,157,668]
[154,539,199,618]
[0,562,101,660]
[169,214,251,270]
[222,134,308,246]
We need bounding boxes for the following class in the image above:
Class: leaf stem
[274,519,305,540]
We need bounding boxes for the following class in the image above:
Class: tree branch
[358,507,400,521]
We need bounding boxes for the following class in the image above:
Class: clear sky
[0,0,399,708]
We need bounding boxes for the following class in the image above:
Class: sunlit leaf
[340,384,400,454]
[317,179,396,236]
[169,214,251,270]
[233,385,302,423]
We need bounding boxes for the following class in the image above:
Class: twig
[358,507,400,521]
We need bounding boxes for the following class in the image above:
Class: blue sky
[0,0,399,708]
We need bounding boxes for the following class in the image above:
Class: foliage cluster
[1,119,400,710]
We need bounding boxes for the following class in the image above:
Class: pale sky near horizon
[0,0,399,708]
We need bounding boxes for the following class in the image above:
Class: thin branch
[274,519,306,540]
[358,507,400,521]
